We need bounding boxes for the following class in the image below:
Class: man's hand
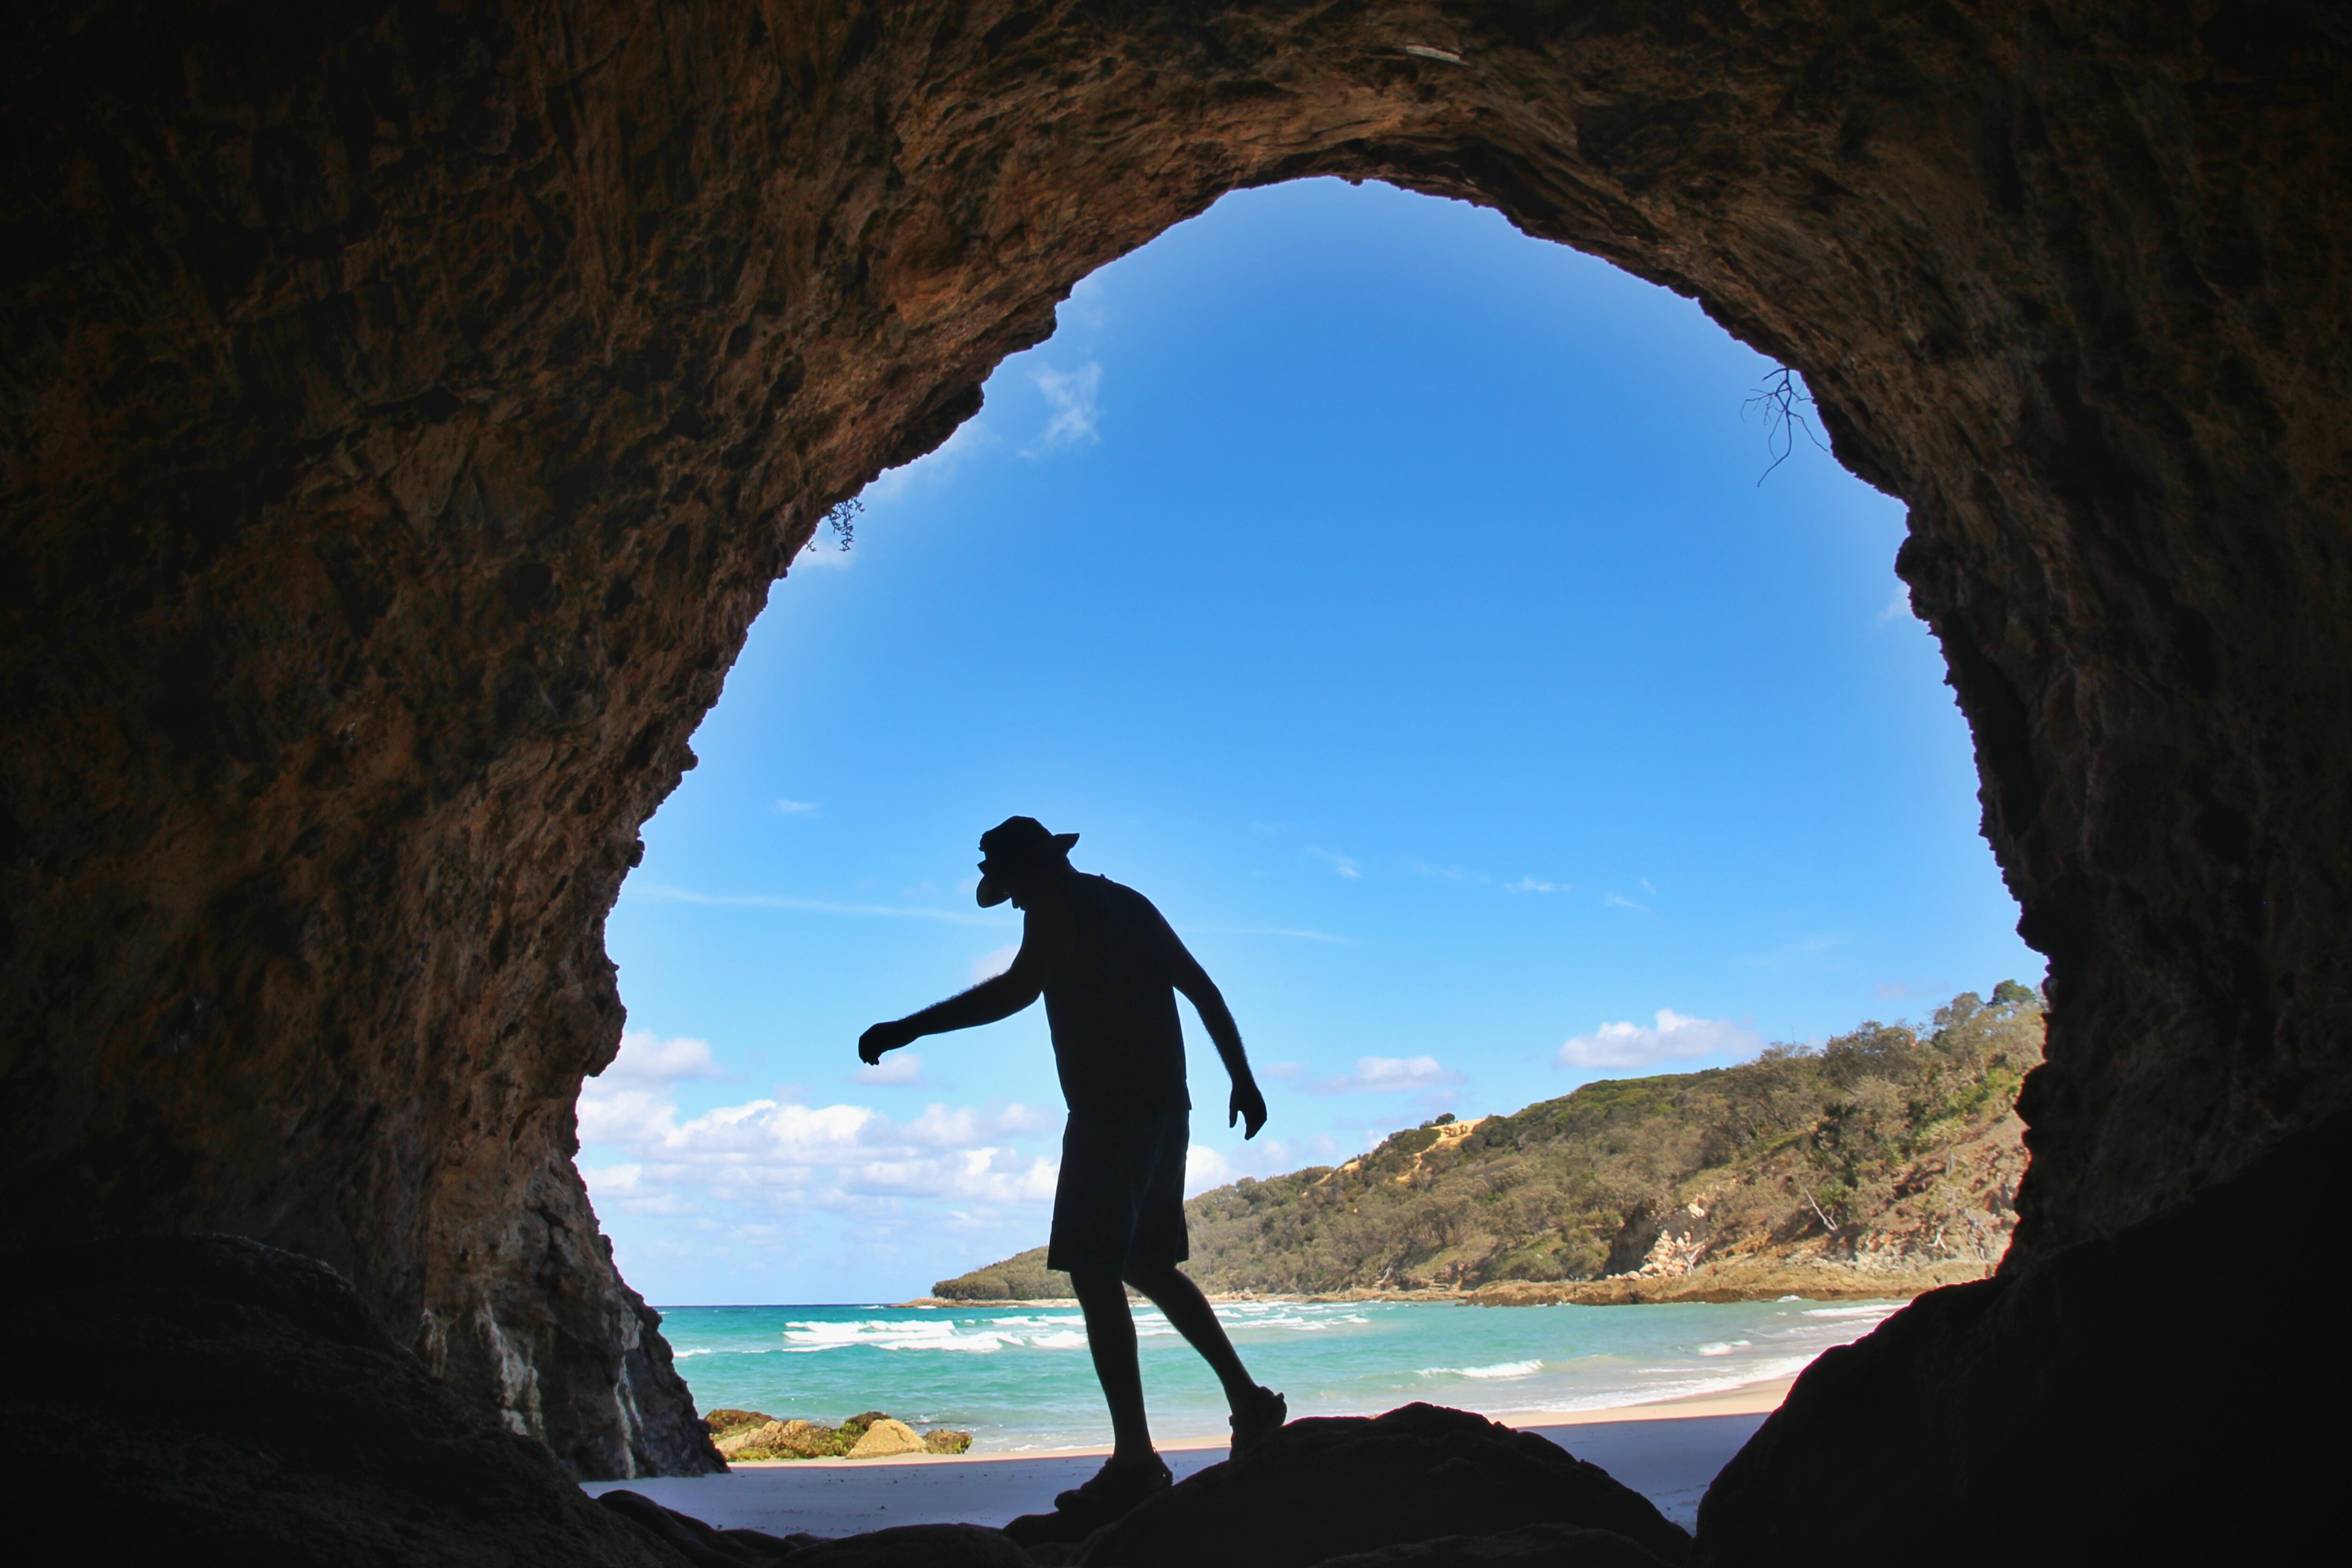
[1229,1075,1268,1139]
[858,1019,918,1066]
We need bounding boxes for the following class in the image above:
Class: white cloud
[578,1062,1064,1216]
[774,799,818,816]
[1305,847,1361,879]
[578,1083,685,1146]
[853,1051,924,1086]
[580,1162,702,1217]
[1877,584,1918,625]
[1062,274,1109,334]
[795,537,856,570]
[1031,362,1102,450]
[863,414,996,505]
[1182,1138,1298,1197]
[1191,925,1351,943]
[1556,1010,1764,1070]
[971,944,1019,982]
[1184,1144,1236,1196]
[1317,1054,1465,1094]
[1603,891,1650,912]
[1507,876,1566,893]
[598,1029,723,1083]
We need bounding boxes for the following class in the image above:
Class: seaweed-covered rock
[1072,1405,1690,1568]
[705,1410,773,1436]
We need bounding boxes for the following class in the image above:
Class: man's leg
[1122,1262,1256,1407]
[1069,1268,1155,1461]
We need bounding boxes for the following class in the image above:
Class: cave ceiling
[3,0,2346,1475]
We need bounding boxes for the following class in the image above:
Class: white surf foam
[1419,1359,1545,1380]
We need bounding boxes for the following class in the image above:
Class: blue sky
[580,179,2041,1306]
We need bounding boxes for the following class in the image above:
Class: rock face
[1071,1405,1692,1568]
[3,0,2350,1483]
[1313,1527,1680,1568]
[1693,1105,2347,1565]
[0,1235,691,1566]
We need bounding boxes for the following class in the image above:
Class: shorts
[1045,1110,1190,1277]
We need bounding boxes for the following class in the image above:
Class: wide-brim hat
[976,816,1079,907]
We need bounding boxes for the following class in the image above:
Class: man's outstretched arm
[858,903,1067,1063]
[859,968,1040,1063]
[1169,940,1267,1138]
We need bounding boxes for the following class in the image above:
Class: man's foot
[1229,1385,1287,1455]
[1052,1452,1173,1519]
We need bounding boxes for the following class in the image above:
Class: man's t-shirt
[1024,872,1190,1118]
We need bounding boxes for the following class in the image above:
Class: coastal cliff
[937,989,2039,1304]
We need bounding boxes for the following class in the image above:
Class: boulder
[847,1418,928,1459]
[1070,1404,1691,1568]
[719,1418,842,1460]
[595,1491,815,1565]
[792,1524,1036,1568]
[0,1236,689,1566]
[1309,1525,1679,1568]
[1696,1107,2348,1565]
[715,1421,791,1459]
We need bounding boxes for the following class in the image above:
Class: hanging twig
[1743,366,1831,484]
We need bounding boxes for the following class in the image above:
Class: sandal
[1229,1384,1287,1455]
[1052,1452,1173,1518]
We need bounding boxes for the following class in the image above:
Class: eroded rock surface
[0,1235,691,1566]
[1694,1105,2346,1565]
[4,0,2349,1479]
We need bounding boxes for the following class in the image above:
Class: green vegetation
[935,986,2043,1301]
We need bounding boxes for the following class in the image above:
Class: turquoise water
[658,1297,1899,1452]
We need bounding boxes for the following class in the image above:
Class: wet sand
[579,1381,1789,1537]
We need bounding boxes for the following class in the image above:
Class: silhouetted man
[860,815,1286,1515]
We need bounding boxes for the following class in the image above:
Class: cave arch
[5,1,2346,1480]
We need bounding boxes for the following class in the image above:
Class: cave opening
[584,176,2041,1316]
[8,5,2344,1554]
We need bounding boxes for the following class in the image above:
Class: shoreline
[721,1376,1796,1468]
[892,1274,1963,1310]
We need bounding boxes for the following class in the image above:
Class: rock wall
[4,0,2347,1474]
[1695,1105,2348,1564]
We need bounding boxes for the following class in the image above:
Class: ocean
[659,1296,1900,1452]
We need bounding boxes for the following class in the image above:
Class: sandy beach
[580,1379,1791,1537]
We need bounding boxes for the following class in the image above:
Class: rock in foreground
[0,1236,689,1566]
[1065,1405,1691,1568]
[1313,1525,1680,1568]
[1697,1106,2348,1565]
